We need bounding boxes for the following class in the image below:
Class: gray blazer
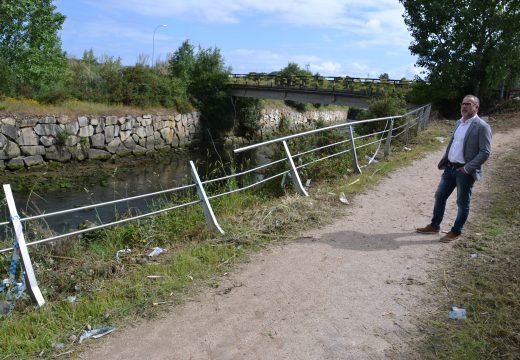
[438,115,492,181]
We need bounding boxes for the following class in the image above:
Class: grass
[0,97,347,119]
[0,97,180,118]
[414,116,520,359]
[0,119,451,359]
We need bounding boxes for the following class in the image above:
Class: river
[1,143,274,239]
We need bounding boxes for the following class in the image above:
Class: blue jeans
[431,166,475,234]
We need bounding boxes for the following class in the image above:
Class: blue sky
[54,0,422,79]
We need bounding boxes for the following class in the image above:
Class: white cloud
[310,61,342,74]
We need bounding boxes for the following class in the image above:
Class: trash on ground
[339,192,349,205]
[146,275,162,280]
[153,301,171,306]
[305,179,312,188]
[365,155,379,164]
[0,300,11,315]
[79,327,116,344]
[52,342,65,350]
[448,306,467,320]
[148,247,166,257]
[66,296,77,304]
[470,253,478,259]
[116,248,132,262]
[404,146,412,151]
[435,136,446,143]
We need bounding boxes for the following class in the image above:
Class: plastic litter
[365,154,379,164]
[147,275,162,280]
[115,248,132,262]
[435,136,446,143]
[78,327,116,344]
[404,146,412,151]
[67,295,77,304]
[448,306,467,320]
[148,247,166,257]
[339,192,349,205]
[305,179,312,188]
[470,253,478,259]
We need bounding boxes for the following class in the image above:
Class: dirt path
[81,126,520,360]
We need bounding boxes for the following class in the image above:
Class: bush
[354,94,407,136]
[234,97,263,138]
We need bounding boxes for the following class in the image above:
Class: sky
[54,0,423,80]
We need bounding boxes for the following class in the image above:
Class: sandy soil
[80,125,520,360]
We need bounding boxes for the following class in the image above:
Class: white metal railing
[0,104,432,308]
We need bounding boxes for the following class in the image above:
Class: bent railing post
[282,141,309,196]
[189,161,225,234]
[3,184,45,307]
[404,116,410,146]
[348,125,362,174]
[384,117,395,157]
[418,107,426,131]
[424,105,432,127]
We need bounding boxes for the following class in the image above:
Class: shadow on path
[298,230,439,251]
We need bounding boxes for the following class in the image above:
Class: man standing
[416,95,492,242]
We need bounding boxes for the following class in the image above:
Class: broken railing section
[0,104,431,308]
[3,184,45,307]
[189,161,225,234]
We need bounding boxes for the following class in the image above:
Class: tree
[400,0,520,108]
[0,0,68,97]
[188,46,233,133]
[168,40,195,86]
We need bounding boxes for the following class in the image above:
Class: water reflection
[2,143,278,237]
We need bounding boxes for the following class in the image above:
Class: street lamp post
[152,24,167,67]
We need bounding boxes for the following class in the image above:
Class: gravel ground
[80,125,519,360]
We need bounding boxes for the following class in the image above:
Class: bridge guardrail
[229,74,413,97]
[0,104,431,309]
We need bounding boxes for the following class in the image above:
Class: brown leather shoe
[440,231,460,243]
[416,224,440,234]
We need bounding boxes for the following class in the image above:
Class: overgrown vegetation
[415,116,520,359]
[0,116,451,358]
[400,0,520,114]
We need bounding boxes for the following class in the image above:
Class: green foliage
[56,128,71,146]
[276,63,315,112]
[353,94,407,136]
[400,0,520,109]
[187,45,233,133]
[0,0,68,97]
[234,97,263,138]
[168,40,195,87]
[368,94,407,118]
[0,56,15,96]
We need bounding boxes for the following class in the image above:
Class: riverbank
[80,112,520,360]
[0,114,449,358]
[0,97,348,171]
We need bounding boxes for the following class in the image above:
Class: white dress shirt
[448,115,477,164]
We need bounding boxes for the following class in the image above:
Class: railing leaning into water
[0,104,431,308]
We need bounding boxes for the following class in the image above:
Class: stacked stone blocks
[0,113,201,170]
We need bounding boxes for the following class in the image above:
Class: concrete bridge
[228,74,412,109]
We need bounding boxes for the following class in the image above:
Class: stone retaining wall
[0,113,200,170]
[259,108,348,136]
[0,108,348,170]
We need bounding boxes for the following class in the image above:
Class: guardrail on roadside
[0,104,431,308]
